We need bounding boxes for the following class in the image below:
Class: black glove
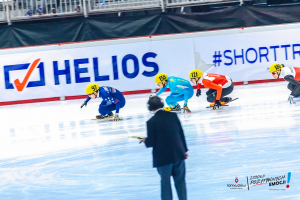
[196,89,201,97]
[81,101,87,108]
[213,100,221,110]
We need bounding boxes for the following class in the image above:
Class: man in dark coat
[144,96,188,200]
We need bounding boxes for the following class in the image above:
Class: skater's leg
[166,90,194,107]
[98,95,125,116]
[187,88,194,99]
[166,93,184,108]
[99,104,116,116]
[207,90,217,103]
[206,89,215,96]
[220,83,234,102]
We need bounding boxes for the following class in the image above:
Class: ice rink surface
[0,82,299,200]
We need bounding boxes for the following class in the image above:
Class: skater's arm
[284,75,300,96]
[156,87,167,96]
[196,83,201,90]
[203,80,223,100]
[196,83,201,97]
[145,121,155,148]
[284,75,299,85]
[86,96,91,102]
[80,96,91,108]
[115,100,120,113]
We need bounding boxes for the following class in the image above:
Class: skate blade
[91,116,115,121]
[164,107,182,112]
[206,105,229,108]
[170,109,183,113]
[206,98,239,108]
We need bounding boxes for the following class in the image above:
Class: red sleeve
[197,83,201,90]
[202,79,223,100]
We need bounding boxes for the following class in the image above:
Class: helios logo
[3,52,159,93]
[4,59,45,92]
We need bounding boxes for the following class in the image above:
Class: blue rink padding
[0,81,299,200]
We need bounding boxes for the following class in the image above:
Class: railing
[165,0,240,7]
[1,0,7,22]
[0,0,243,24]
[87,0,161,13]
[6,0,82,21]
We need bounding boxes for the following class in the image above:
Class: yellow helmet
[189,69,203,79]
[155,73,168,84]
[269,63,283,73]
[86,83,99,94]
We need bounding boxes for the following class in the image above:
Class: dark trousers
[206,82,234,102]
[157,160,187,200]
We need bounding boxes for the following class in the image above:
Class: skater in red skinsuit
[189,69,234,109]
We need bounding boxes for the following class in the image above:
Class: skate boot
[183,105,191,113]
[210,97,232,107]
[96,115,106,119]
[164,104,181,111]
[220,97,232,105]
[96,114,114,119]
[107,112,114,117]
[210,101,216,107]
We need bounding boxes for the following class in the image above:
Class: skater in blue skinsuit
[151,73,194,113]
[81,83,125,121]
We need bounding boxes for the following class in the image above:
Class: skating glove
[81,101,88,108]
[288,95,296,104]
[113,113,121,122]
[213,100,221,110]
[196,89,201,97]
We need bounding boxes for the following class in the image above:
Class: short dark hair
[148,96,164,111]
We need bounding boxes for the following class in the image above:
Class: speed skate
[206,98,239,108]
[91,116,120,121]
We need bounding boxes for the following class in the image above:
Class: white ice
[0,82,299,200]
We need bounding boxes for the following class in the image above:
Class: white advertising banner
[0,38,195,102]
[2,26,300,102]
[194,28,300,82]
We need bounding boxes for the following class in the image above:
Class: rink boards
[1,23,300,103]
